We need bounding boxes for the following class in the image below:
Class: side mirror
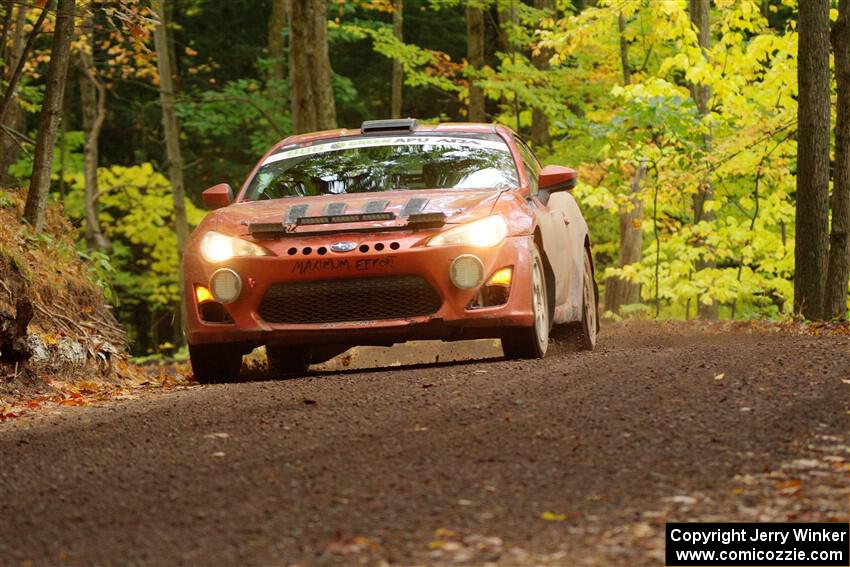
[539,165,577,192]
[202,183,234,209]
[538,165,577,205]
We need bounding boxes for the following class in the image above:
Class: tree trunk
[605,160,646,314]
[267,0,287,110]
[153,0,189,340]
[0,1,13,68]
[530,0,554,147]
[794,0,832,320]
[0,2,27,185]
[826,0,850,320]
[603,13,644,316]
[496,2,510,53]
[0,269,32,364]
[0,3,50,126]
[288,0,337,133]
[617,13,631,86]
[78,5,109,250]
[23,0,76,232]
[688,0,717,320]
[465,4,485,122]
[496,0,519,130]
[391,0,403,119]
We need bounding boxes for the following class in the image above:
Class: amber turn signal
[195,284,214,304]
[488,267,513,287]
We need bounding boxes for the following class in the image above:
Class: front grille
[258,276,442,324]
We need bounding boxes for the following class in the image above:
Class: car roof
[272,122,517,151]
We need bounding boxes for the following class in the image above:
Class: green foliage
[0,190,14,209]
[77,248,117,303]
[63,163,204,324]
[342,23,463,93]
[533,0,803,319]
[9,131,85,183]
[177,78,290,157]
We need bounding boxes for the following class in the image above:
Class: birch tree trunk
[288,0,337,133]
[23,0,76,232]
[794,0,832,320]
[391,0,403,118]
[825,0,850,320]
[465,4,485,122]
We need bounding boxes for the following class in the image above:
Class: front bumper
[183,233,535,347]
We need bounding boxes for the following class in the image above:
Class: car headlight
[200,231,269,263]
[426,216,508,248]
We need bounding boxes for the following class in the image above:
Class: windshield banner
[262,136,511,166]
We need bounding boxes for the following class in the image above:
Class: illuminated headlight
[210,269,242,303]
[450,255,485,289]
[427,216,508,248]
[200,231,269,263]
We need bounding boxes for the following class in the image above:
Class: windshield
[243,134,519,201]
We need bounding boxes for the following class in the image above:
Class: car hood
[211,189,505,236]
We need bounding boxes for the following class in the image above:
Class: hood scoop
[324,202,347,215]
[284,204,309,224]
[248,211,446,239]
[363,200,389,214]
[401,197,429,217]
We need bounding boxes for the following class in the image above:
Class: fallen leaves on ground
[0,362,193,421]
[324,536,383,555]
[427,528,506,564]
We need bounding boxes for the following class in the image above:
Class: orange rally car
[184,119,598,382]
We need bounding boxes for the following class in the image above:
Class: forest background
[0,0,847,356]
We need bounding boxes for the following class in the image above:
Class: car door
[514,137,574,310]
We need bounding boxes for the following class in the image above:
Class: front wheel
[189,343,244,384]
[501,246,550,360]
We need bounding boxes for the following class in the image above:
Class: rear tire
[267,346,310,378]
[189,343,243,384]
[502,246,550,360]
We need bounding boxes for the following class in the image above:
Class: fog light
[195,284,214,304]
[488,267,513,287]
[210,269,242,304]
[450,255,484,289]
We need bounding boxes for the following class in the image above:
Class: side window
[514,136,541,193]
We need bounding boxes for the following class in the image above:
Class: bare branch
[0,1,50,124]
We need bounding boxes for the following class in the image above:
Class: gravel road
[1,322,848,566]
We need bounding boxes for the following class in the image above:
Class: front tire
[502,246,550,359]
[189,343,243,384]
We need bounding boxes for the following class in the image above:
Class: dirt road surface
[1,323,848,566]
